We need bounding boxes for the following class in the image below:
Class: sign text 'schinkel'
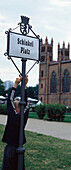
[17,38,34,55]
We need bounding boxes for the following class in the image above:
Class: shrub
[53,104,61,121]
[35,104,46,119]
[46,104,55,120]
[60,105,66,121]
[0,104,7,115]
[46,104,54,120]
[46,104,66,121]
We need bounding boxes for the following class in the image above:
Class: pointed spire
[58,42,60,49]
[51,38,53,45]
[45,36,48,44]
[63,41,65,48]
[68,42,70,49]
[40,38,43,45]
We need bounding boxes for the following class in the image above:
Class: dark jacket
[2,87,29,147]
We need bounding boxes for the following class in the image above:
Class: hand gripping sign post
[5,16,40,170]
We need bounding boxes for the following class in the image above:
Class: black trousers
[2,144,25,170]
[2,145,25,170]
[2,144,18,170]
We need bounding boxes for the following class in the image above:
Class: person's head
[14,100,20,114]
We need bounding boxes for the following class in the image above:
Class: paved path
[0,115,71,141]
[0,115,7,125]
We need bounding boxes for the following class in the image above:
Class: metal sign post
[5,15,40,170]
[17,59,26,170]
[17,16,30,170]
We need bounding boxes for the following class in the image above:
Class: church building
[38,37,71,107]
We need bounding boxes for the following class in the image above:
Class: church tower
[38,36,53,103]
[38,36,71,106]
[58,42,70,61]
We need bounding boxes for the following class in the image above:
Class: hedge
[46,104,66,121]
[0,104,7,115]
[35,104,46,119]
[35,103,66,121]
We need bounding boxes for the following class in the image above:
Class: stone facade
[38,37,71,107]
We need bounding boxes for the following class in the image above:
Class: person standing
[2,75,29,170]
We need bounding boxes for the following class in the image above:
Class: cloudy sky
[0,0,71,86]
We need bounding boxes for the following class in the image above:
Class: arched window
[40,97,42,102]
[41,46,45,52]
[40,56,45,62]
[41,70,43,77]
[63,69,70,92]
[51,71,57,93]
[41,84,43,88]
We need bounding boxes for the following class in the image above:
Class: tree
[6,85,21,97]
[27,84,38,99]
[33,84,38,99]
[0,79,5,96]
[0,77,39,100]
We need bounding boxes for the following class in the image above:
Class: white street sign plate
[7,32,40,61]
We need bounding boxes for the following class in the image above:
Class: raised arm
[7,76,22,109]
[13,75,23,89]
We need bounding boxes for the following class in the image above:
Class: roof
[0,96,6,99]
[28,97,38,102]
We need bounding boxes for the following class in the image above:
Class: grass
[64,115,71,123]
[0,124,71,170]
[0,125,6,170]
[65,112,71,115]
[29,112,39,119]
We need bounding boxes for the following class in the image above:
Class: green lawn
[64,115,71,123]
[0,124,71,169]
[29,112,39,119]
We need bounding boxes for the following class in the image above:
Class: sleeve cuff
[12,87,16,91]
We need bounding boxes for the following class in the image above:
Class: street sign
[7,31,40,61]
